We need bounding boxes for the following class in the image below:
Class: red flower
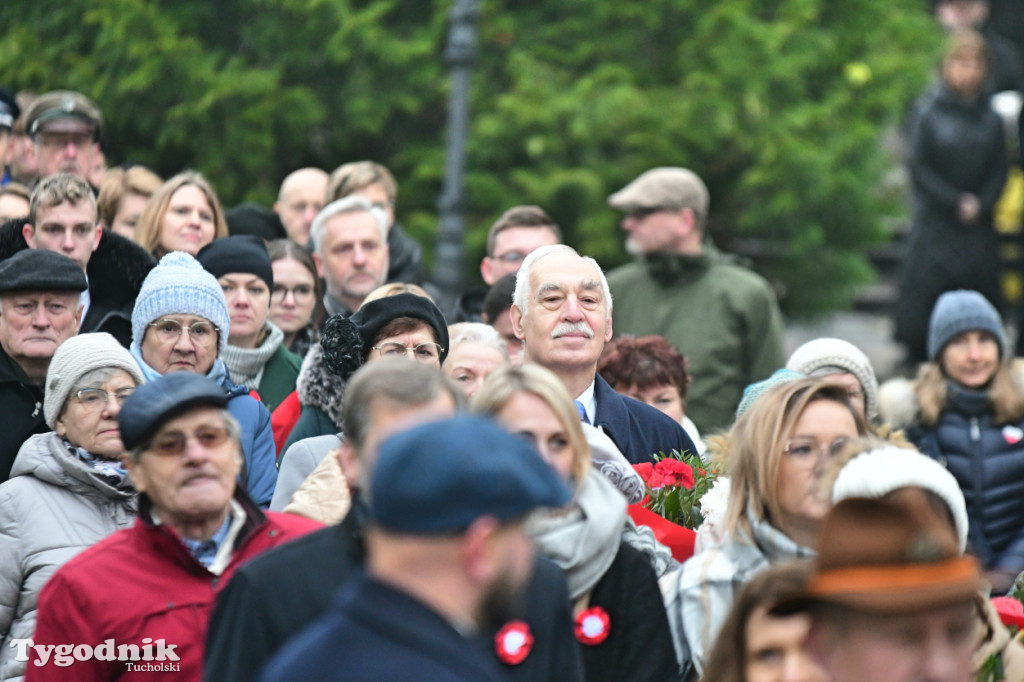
[633,462,653,483]
[494,621,534,665]
[652,458,694,489]
[574,606,611,646]
[992,596,1024,628]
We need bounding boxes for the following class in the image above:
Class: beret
[118,372,228,451]
[370,415,572,533]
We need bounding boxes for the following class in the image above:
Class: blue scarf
[129,343,231,388]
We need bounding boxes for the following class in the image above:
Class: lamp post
[432,0,479,312]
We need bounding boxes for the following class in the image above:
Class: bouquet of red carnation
[633,450,717,530]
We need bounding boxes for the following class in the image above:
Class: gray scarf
[526,469,626,600]
[222,322,284,390]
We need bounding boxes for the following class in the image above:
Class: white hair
[310,195,388,253]
[448,322,508,358]
[512,244,613,319]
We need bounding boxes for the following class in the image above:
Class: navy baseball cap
[119,373,228,451]
[370,415,573,533]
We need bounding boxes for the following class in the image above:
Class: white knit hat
[786,337,879,420]
[44,332,145,428]
[832,446,969,553]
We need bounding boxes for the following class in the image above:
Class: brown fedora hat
[805,492,981,614]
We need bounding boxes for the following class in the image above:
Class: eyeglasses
[148,319,219,347]
[371,342,444,363]
[148,425,230,456]
[626,207,667,221]
[491,250,528,265]
[36,132,94,152]
[783,436,851,468]
[73,387,135,412]
[271,284,315,305]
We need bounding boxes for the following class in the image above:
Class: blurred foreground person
[801,496,981,682]
[257,416,571,682]
[474,364,678,682]
[701,562,827,682]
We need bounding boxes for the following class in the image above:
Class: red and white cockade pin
[574,606,610,646]
[495,621,534,665]
[1003,425,1023,445]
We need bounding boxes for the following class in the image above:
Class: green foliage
[0,0,941,314]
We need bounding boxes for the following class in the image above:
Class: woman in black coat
[895,28,1008,362]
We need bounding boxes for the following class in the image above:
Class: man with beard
[22,90,103,185]
[256,415,571,682]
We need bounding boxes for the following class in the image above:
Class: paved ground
[784,310,908,382]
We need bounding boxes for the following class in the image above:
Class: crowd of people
[1,2,1024,680]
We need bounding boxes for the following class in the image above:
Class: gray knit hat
[786,338,880,420]
[44,332,145,428]
[131,251,230,354]
[832,445,969,553]
[927,289,1005,361]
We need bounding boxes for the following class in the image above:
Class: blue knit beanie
[735,368,805,418]
[131,251,230,354]
[927,290,1005,361]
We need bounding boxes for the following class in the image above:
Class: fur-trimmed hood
[0,216,155,324]
[878,360,1024,430]
[296,342,347,429]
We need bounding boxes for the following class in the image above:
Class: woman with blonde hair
[133,170,228,258]
[473,364,677,682]
[664,378,866,678]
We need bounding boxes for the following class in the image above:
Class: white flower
[699,476,731,520]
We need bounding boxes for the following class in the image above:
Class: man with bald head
[274,167,328,246]
[510,244,696,464]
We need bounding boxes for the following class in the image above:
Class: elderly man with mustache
[509,244,696,465]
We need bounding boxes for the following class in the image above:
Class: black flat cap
[0,250,88,294]
[119,373,228,451]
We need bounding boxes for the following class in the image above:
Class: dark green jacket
[257,345,302,413]
[607,246,784,433]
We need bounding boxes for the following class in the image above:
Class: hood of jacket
[0,216,155,313]
[11,431,136,503]
[296,343,347,429]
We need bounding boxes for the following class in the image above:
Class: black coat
[895,85,1009,362]
[204,500,584,682]
[258,574,506,682]
[386,221,425,285]
[0,217,155,348]
[0,345,45,482]
[582,542,680,682]
[594,373,698,465]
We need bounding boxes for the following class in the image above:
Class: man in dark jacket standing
[0,248,85,481]
[206,361,585,682]
[257,415,572,682]
[511,243,697,464]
